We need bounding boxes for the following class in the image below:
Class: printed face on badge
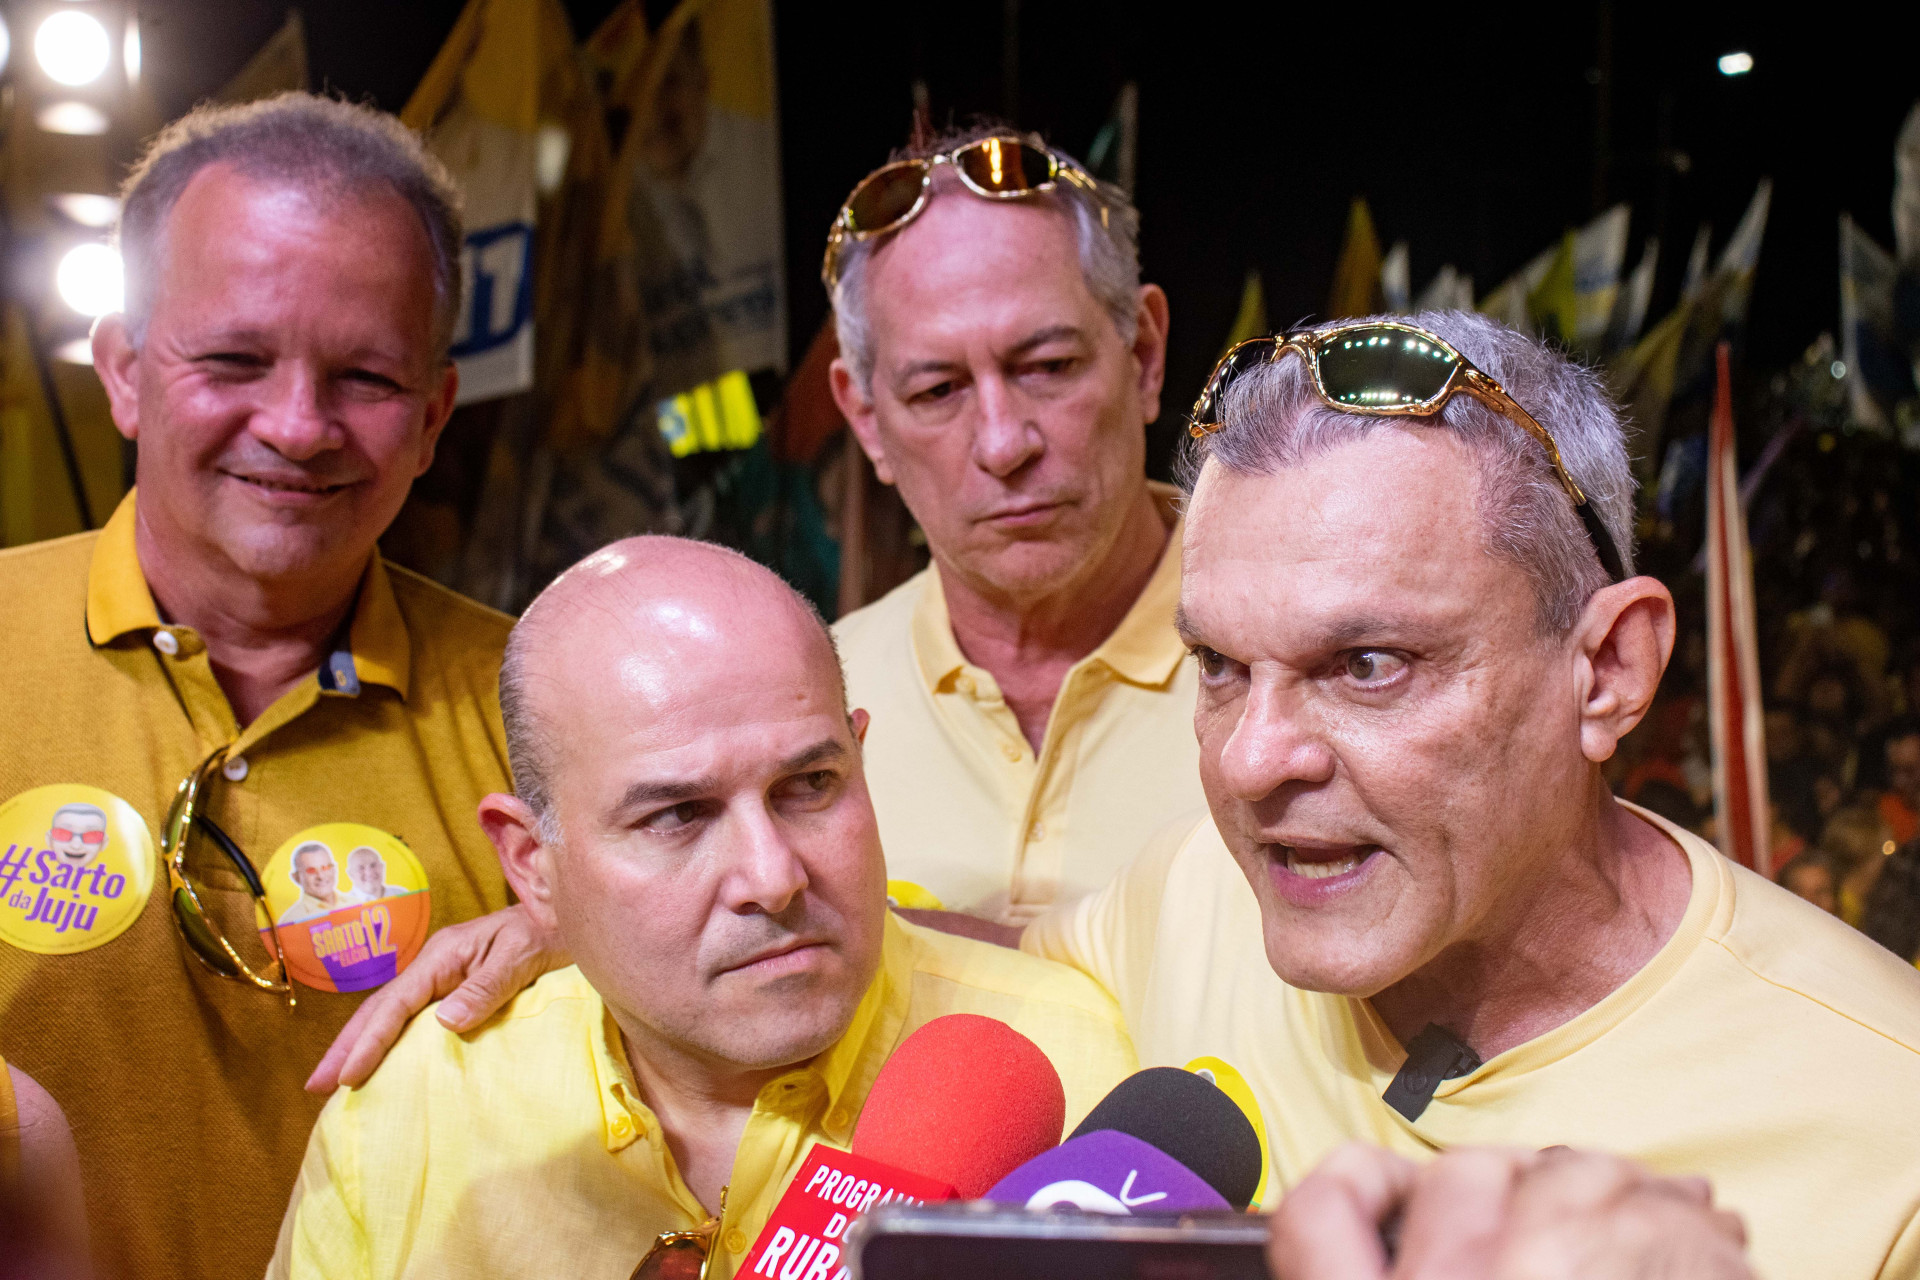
[259,823,432,993]
[0,785,156,955]
[48,804,111,866]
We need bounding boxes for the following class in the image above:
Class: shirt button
[221,756,250,782]
[827,1106,851,1129]
[957,676,976,696]
[611,1115,633,1139]
[725,1230,747,1254]
[151,630,180,656]
[1028,823,1046,842]
[1000,742,1022,762]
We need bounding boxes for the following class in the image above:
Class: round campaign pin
[257,823,432,993]
[0,784,156,955]
[1187,1056,1273,1208]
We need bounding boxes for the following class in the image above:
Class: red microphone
[742,1015,1065,1279]
[851,1013,1066,1197]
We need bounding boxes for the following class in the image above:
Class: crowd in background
[1612,369,1920,955]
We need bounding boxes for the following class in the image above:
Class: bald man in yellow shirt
[270,538,1135,1280]
[1028,311,1920,1280]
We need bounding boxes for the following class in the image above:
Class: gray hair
[1177,310,1636,633]
[499,539,850,844]
[291,842,334,874]
[830,123,1142,394]
[115,92,464,360]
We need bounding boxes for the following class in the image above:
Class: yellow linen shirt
[0,493,515,1280]
[1027,805,1920,1279]
[268,914,1138,1280]
[834,483,1202,924]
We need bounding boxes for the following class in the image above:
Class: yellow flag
[1327,198,1383,319]
[1526,231,1578,344]
[1219,270,1268,360]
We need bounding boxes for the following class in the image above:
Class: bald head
[502,537,847,829]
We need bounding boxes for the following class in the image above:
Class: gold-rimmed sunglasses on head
[162,746,296,1008]
[820,133,1102,289]
[1187,320,1627,582]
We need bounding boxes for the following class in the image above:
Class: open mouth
[1266,842,1382,903]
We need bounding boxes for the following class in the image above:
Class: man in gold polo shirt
[825,127,1200,927]
[0,95,516,1280]
[1027,311,1920,1279]
[270,537,1135,1279]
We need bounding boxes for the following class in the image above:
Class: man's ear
[852,707,870,744]
[92,316,143,443]
[830,356,895,485]
[477,793,560,931]
[414,361,461,478]
[1130,284,1171,424]
[1572,576,1677,763]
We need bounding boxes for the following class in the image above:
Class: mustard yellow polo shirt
[1027,805,1920,1280]
[268,914,1137,1280]
[0,493,515,1280]
[834,483,1202,924]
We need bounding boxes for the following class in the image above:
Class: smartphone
[845,1202,1271,1279]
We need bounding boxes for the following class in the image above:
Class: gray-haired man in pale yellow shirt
[1027,309,1920,1279]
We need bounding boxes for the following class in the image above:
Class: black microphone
[1068,1066,1264,1209]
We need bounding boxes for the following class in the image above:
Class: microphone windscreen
[1068,1066,1263,1208]
[984,1129,1230,1213]
[851,1014,1066,1199]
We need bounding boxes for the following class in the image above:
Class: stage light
[56,243,124,317]
[53,338,96,365]
[37,101,110,135]
[1717,51,1753,76]
[124,14,140,83]
[35,10,112,86]
[0,14,12,79]
[51,193,121,227]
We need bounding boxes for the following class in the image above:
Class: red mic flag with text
[1705,342,1771,874]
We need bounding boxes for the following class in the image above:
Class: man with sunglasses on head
[0,94,524,1280]
[822,126,1200,935]
[1027,310,1920,1279]
[268,536,1135,1280]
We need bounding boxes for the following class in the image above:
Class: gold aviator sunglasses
[821,133,1101,289]
[162,747,296,1007]
[1189,321,1626,582]
[630,1191,723,1280]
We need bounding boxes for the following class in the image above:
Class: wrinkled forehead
[1180,440,1524,647]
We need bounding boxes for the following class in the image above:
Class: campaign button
[0,784,156,955]
[257,823,432,993]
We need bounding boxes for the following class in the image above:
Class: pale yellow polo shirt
[0,493,515,1280]
[268,914,1138,1280]
[1027,805,1920,1279]
[834,482,1202,924]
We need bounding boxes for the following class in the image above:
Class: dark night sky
[135,1,1917,451]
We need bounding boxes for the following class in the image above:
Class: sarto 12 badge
[258,823,432,992]
[0,784,156,954]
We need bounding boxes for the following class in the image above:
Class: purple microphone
[983,1129,1230,1214]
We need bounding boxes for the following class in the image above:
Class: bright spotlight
[0,15,12,79]
[35,10,111,87]
[1718,51,1753,76]
[51,193,122,228]
[56,243,124,318]
[124,15,141,83]
[37,101,110,136]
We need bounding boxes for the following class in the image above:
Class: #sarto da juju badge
[0,784,156,954]
[258,823,432,992]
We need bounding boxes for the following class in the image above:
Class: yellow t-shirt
[834,482,1202,925]
[1027,806,1920,1280]
[268,914,1138,1280]
[0,493,515,1280]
